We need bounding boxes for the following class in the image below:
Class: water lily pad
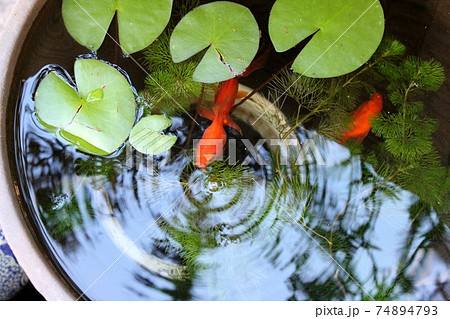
[35,59,136,155]
[269,0,385,77]
[170,1,260,83]
[129,115,177,155]
[62,0,173,54]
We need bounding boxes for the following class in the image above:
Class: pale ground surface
[0,0,17,35]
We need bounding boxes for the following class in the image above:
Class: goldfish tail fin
[197,105,216,122]
[224,116,242,135]
[354,131,369,144]
[338,132,368,145]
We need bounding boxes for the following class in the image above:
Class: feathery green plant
[204,160,252,190]
[271,36,449,216]
[271,66,364,140]
[74,157,121,180]
[158,219,216,270]
[369,52,448,212]
[141,31,202,116]
[271,37,408,140]
[371,57,444,163]
[140,0,203,116]
[40,188,93,240]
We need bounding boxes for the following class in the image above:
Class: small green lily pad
[170,1,260,83]
[269,0,385,77]
[129,115,177,155]
[35,59,136,155]
[62,0,173,54]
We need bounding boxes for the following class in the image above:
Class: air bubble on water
[206,179,222,192]
[50,194,69,211]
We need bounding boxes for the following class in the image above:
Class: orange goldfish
[195,77,243,169]
[339,93,383,144]
[195,53,268,169]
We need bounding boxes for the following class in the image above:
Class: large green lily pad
[170,1,260,83]
[269,0,385,77]
[35,59,136,155]
[62,0,173,54]
[129,115,177,155]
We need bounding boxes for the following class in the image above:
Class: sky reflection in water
[14,72,450,301]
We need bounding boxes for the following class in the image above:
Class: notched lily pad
[170,1,260,83]
[269,0,385,77]
[129,115,177,155]
[62,0,173,54]
[35,59,136,155]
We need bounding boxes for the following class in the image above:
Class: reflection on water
[13,67,450,301]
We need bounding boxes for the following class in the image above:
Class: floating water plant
[269,0,385,77]
[129,115,177,155]
[55,0,390,159]
[62,0,173,54]
[35,59,136,155]
[170,1,260,83]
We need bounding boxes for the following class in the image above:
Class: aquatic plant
[370,55,449,212]
[129,115,177,155]
[272,36,448,215]
[272,37,408,139]
[19,0,450,300]
[39,187,94,241]
[37,0,388,157]
[35,59,136,155]
[62,0,173,54]
[170,1,260,83]
[274,40,406,138]
[74,156,122,180]
[169,0,384,83]
[141,29,203,116]
[269,0,385,77]
[158,219,216,270]
[372,58,444,161]
[203,160,252,190]
[271,69,363,141]
[34,60,178,157]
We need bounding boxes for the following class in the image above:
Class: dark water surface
[6,0,450,300]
